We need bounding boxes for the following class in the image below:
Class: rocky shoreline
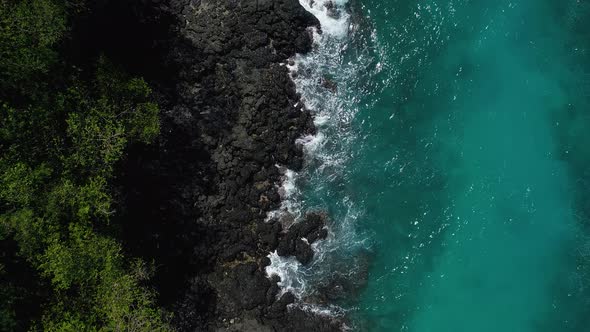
[111,0,345,330]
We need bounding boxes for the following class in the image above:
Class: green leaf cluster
[0,0,66,94]
[0,1,169,331]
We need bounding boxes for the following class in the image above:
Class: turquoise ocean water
[272,0,590,330]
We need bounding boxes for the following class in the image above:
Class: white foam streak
[265,0,365,309]
[298,0,350,37]
[296,132,325,154]
[266,167,302,222]
[266,251,307,296]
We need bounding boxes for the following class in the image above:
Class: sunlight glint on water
[270,0,590,330]
[352,0,590,331]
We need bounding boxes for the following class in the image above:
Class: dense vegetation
[0,0,170,330]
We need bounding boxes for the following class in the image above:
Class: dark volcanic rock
[114,0,346,331]
[266,305,344,332]
[320,76,338,93]
[324,1,341,19]
[277,211,329,264]
[266,292,296,318]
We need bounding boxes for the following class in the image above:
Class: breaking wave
[265,0,374,314]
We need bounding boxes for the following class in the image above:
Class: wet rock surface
[111,0,346,331]
[324,1,341,19]
[276,212,329,265]
[320,76,338,93]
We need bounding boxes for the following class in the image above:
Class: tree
[0,0,66,95]
[0,1,169,330]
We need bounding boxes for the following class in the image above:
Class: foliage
[0,0,66,95]
[0,0,169,330]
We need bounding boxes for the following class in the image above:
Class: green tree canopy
[0,1,169,330]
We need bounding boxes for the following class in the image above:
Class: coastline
[116,1,590,331]
[5,0,589,330]
[117,0,347,330]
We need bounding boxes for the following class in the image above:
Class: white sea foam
[265,167,302,222]
[297,302,345,316]
[296,132,325,154]
[298,0,351,38]
[281,169,297,198]
[266,251,307,296]
[265,0,368,309]
[314,114,330,126]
